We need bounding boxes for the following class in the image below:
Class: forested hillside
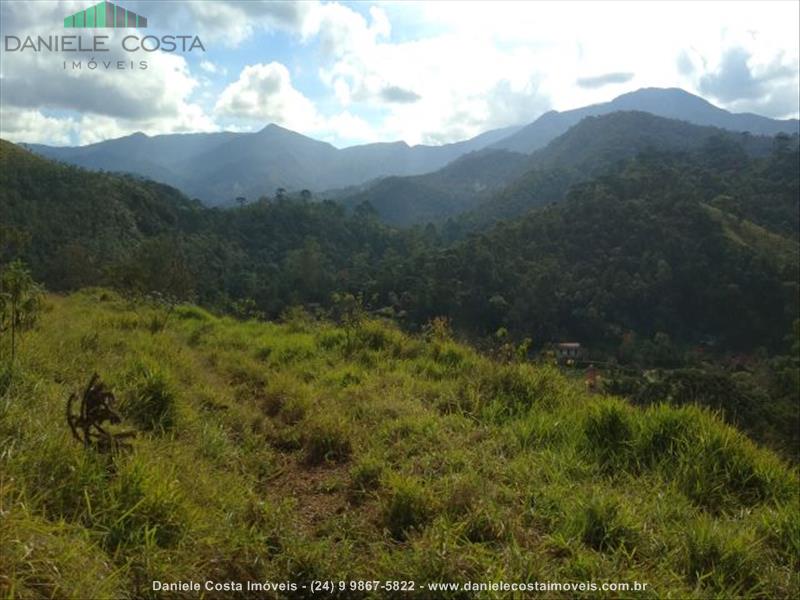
[3,129,798,351]
[348,111,783,232]
[339,149,530,226]
[1,140,407,312]
[407,150,799,349]
[0,139,207,289]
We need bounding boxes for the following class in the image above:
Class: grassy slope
[1,291,798,599]
[702,204,799,273]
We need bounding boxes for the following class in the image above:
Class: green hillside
[1,290,798,598]
[335,111,783,232]
[3,134,797,354]
[339,150,530,227]
[402,152,799,351]
[525,111,773,174]
[0,139,207,289]
[453,112,786,234]
[0,138,417,314]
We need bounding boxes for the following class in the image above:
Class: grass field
[1,290,798,599]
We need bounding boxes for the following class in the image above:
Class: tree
[332,292,365,355]
[0,260,44,364]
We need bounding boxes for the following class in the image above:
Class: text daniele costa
[3,34,205,71]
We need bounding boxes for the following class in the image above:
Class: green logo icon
[64,1,147,28]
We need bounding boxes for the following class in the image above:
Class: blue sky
[1,1,798,147]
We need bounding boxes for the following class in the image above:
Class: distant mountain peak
[491,86,799,154]
[620,86,698,97]
[257,123,283,134]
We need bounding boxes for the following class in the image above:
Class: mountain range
[24,121,521,206]
[343,110,782,227]
[23,87,799,207]
[490,87,800,154]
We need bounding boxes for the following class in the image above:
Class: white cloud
[315,111,378,146]
[160,1,316,47]
[213,61,380,147]
[0,107,76,145]
[214,62,318,129]
[314,25,555,144]
[200,60,225,75]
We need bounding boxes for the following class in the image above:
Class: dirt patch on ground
[267,457,352,535]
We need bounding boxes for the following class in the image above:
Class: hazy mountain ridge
[338,148,531,226]
[24,123,523,206]
[20,88,798,208]
[491,87,800,154]
[342,110,788,229]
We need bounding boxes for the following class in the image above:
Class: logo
[3,1,204,71]
[64,1,147,29]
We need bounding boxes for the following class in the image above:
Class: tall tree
[0,260,44,364]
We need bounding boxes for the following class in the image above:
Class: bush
[270,337,316,365]
[350,455,384,495]
[174,305,212,321]
[481,363,562,418]
[464,502,507,544]
[635,404,698,467]
[303,416,353,465]
[123,366,177,431]
[383,475,433,540]
[576,496,637,553]
[675,423,793,511]
[1,510,125,599]
[280,305,315,333]
[512,411,569,450]
[442,474,481,517]
[262,374,309,424]
[583,399,637,470]
[317,328,346,351]
[683,517,761,595]
[12,436,109,521]
[430,341,471,370]
[355,321,395,352]
[758,507,800,565]
[101,458,187,550]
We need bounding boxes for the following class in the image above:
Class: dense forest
[3,123,797,352]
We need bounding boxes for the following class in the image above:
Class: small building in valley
[555,342,582,364]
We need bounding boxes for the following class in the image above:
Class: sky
[0,0,798,148]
